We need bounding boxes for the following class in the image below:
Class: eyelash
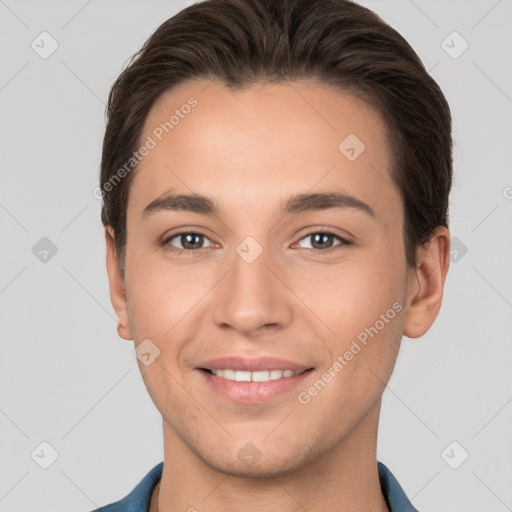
[161,229,352,255]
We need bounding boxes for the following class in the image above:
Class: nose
[212,240,293,337]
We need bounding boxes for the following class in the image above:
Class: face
[106,78,445,477]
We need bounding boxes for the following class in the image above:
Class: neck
[153,401,388,512]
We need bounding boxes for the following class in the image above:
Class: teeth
[210,369,302,382]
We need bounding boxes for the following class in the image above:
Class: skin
[105,78,450,512]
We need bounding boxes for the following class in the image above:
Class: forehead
[128,78,399,222]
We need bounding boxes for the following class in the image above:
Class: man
[93,0,452,510]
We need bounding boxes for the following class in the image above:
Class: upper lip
[197,356,313,372]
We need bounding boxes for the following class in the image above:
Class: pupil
[312,233,332,249]
[182,233,202,249]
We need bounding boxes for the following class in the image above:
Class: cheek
[305,253,405,338]
[302,247,406,398]
[124,253,203,335]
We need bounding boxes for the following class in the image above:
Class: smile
[198,368,314,404]
[205,368,304,382]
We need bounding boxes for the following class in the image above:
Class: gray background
[1,0,511,510]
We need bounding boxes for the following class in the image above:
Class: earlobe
[105,227,133,341]
[117,322,133,340]
[403,226,450,339]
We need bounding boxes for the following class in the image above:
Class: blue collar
[92,460,419,511]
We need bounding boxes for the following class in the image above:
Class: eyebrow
[141,189,375,220]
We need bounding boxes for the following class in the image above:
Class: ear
[403,226,450,338]
[105,227,133,340]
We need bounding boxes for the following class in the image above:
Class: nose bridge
[212,234,291,334]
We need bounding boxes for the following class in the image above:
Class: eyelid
[296,225,352,241]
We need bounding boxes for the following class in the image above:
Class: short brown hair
[100,0,452,274]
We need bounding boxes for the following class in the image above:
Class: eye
[163,231,215,253]
[295,231,351,251]
[161,229,351,255]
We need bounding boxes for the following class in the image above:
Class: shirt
[91,460,419,512]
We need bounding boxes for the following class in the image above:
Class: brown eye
[164,231,214,252]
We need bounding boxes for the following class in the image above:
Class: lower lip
[197,368,314,404]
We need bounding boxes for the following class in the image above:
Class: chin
[195,442,314,479]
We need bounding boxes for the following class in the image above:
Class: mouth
[199,367,312,381]
[196,367,315,404]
